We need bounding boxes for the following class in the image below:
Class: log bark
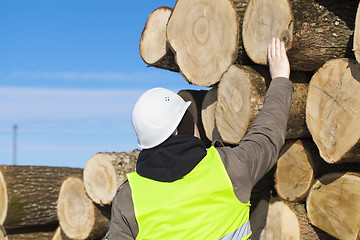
[306,172,360,240]
[83,151,138,205]
[250,199,336,240]
[242,0,357,71]
[178,89,211,146]
[7,232,54,240]
[7,230,55,240]
[167,0,252,86]
[139,7,179,72]
[215,64,310,145]
[6,224,58,240]
[201,87,223,142]
[306,58,360,163]
[355,2,360,63]
[0,165,82,229]
[57,177,110,240]
[52,226,70,240]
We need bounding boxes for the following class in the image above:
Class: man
[106,37,292,239]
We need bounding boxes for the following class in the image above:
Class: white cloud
[7,70,185,83]
[10,71,133,81]
[0,87,143,120]
[0,86,141,167]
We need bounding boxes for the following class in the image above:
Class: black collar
[136,135,207,182]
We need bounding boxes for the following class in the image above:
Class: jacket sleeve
[105,181,138,240]
[217,77,293,203]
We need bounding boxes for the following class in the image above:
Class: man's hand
[268,38,290,79]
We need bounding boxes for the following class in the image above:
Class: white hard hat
[132,87,191,149]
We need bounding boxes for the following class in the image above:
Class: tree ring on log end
[216,65,266,144]
[57,177,94,240]
[306,172,360,240]
[250,200,301,240]
[275,140,315,202]
[139,7,172,65]
[83,153,119,205]
[167,0,238,86]
[0,170,7,225]
[242,0,293,65]
[306,58,360,163]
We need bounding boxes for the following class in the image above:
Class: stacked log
[0,150,138,240]
[177,89,212,146]
[306,172,360,240]
[82,151,138,205]
[3,0,360,238]
[242,0,357,71]
[57,150,138,239]
[201,86,223,142]
[0,165,82,239]
[0,165,82,228]
[138,0,360,238]
[57,177,110,240]
[306,58,360,164]
[215,65,311,144]
[139,6,179,72]
[166,0,250,86]
[250,199,337,240]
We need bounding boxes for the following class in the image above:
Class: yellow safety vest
[127,146,251,240]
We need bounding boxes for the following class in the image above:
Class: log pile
[56,150,138,240]
[0,165,82,239]
[0,150,138,240]
[139,0,360,239]
[2,0,360,239]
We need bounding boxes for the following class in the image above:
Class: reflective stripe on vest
[127,146,251,240]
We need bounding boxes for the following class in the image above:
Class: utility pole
[13,124,17,165]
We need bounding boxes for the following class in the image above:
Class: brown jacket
[106,77,293,239]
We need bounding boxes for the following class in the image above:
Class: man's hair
[177,110,195,136]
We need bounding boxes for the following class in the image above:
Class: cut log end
[57,177,95,240]
[306,58,360,163]
[275,140,315,202]
[250,200,300,240]
[167,0,238,86]
[83,153,120,205]
[216,65,266,144]
[306,172,360,240]
[201,87,222,142]
[140,7,172,64]
[178,89,212,146]
[242,0,293,65]
[139,7,179,72]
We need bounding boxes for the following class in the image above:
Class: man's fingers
[275,38,281,57]
[268,42,272,61]
[271,38,276,57]
[280,41,286,57]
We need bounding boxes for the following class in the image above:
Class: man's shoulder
[114,180,132,205]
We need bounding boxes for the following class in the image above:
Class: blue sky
[0,1,207,168]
